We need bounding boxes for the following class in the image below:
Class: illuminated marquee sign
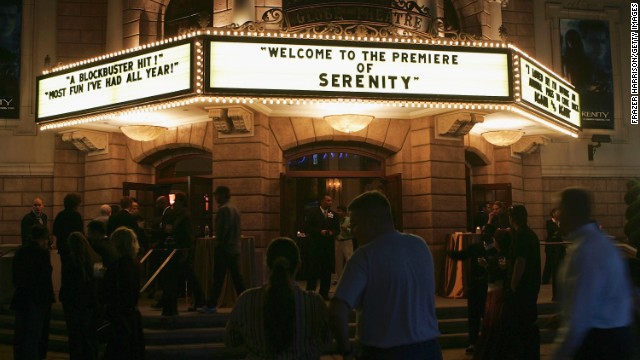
[209,38,512,101]
[36,41,193,121]
[519,57,581,127]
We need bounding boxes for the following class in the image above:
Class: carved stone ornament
[61,130,109,156]
[222,0,479,42]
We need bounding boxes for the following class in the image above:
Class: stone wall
[57,0,108,63]
[541,177,629,240]
[0,176,53,245]
[502,0,535,55]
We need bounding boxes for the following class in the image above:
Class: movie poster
[0,0,21,119]
[560,19,614,129]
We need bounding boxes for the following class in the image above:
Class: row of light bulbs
[39,94,578,138]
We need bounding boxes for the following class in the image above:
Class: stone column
[211,111,282,283]
[106,0,124,52]
[387,116,468,284]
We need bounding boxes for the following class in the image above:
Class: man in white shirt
[553,187,634,360]
[329,191,442,359]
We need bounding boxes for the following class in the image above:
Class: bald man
[21,197,48,245]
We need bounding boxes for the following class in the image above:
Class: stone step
[0,300,561,356]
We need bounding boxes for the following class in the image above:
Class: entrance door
[280,174,403,237]
[123,176,212,237]
[123,182,172,227]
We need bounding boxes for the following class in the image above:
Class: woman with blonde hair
[103,227,145,359]
[61,232,103,360]
[225,237,331,359]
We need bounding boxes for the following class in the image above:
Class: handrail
[138,248,189,293]
[139,248,154,264]
[0,248,17,258]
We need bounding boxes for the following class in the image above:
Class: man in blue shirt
[329,191,442,359]
[553,188,634,360]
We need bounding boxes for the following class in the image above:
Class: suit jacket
[11,242,55,310]
[304,207,340,245]
[545,219,565,255]
[21,211,48,245]
[108,210,146,249]
[107,210,139,235]
[53,209,83,257]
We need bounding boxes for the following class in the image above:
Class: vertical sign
[0,0,22,119]
[560,19,614,129]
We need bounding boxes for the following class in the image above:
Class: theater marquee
[35,32,580,134]
[208,38,512,101]
[519,57,581,128]
[37,41,193,121]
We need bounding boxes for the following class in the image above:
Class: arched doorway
[280,148,402,239]
[123,154,213,236]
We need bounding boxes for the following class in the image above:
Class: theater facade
[0,0,636,281]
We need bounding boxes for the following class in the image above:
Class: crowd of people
[10,187,638,360]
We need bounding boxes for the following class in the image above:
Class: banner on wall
[0,0,21,119]
[560,18,614,129]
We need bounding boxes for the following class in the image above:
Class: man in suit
[21,197,48,245]
[107,196,146,251]
[542,208,565,301]
[304,194,340,300]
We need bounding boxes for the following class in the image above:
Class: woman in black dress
[61,232,102,360]
[103,227,145,360]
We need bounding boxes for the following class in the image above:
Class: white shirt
[554,222,634,359]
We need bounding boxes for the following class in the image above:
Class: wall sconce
[324,114,374,133]
[120,125,167,141]
[588,134,612,161]
[481,130,524,147]
[326,178,342,191]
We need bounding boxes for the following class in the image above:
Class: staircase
[0,296,560,359]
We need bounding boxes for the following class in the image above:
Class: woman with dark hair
[103,227,145,360]
[61,232,102,360]
[225,237,331,359]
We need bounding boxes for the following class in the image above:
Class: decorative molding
[61,130,109,156]
[208,107,255,138]
[0,163,55,176]
[435,112,484,138]
[541,165,640,178]
[511,135,550,154]
[225,3,480,41]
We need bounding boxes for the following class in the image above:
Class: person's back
[344,231,439,347]
[554,188,634,360]
[225,237,331,359]
[330,191,442,359]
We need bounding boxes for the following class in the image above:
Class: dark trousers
[542,246,565,300]
[574,326,633,360]
[306,241,333,297]
[207,248,245,307]
[306,268,331,297]
[63,303,99,360]
[467,284,488,345]
[161,254,185,315]
[13,301,51,360]
[360,338,443,360]
[103,308,145,360]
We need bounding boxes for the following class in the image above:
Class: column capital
[61,130,109,156]
[435,111,485,138]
